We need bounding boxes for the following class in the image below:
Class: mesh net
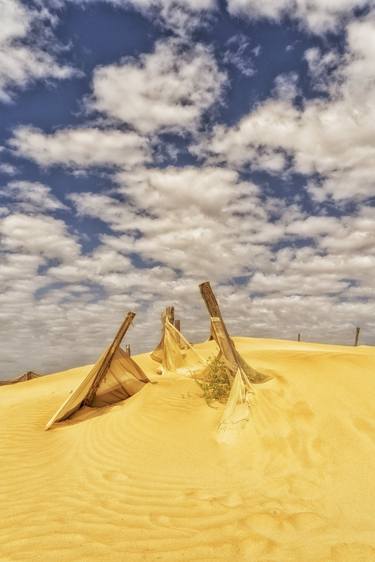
[216,367,255,443]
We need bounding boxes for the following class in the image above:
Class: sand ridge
[1,338,375,561]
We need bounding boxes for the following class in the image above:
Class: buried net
[216,367,255,442]
[151,318,206,376]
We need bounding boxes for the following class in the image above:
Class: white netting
[216,367,255,443]
[152,318,206,376]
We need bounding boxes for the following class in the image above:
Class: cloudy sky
[1,0,375,379]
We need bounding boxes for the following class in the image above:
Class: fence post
[354,327,360,346]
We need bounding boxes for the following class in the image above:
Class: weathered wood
[354,326,360,346]
[84,311,135,405]
[125,344,131,356]
[199,282,238,376]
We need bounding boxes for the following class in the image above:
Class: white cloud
[227,0,370,33]
[0,163,17,175]
[0,0,75,103]
[223,34,259,77]
[0,213,80,261]
[74,0,216,35]
[203,13,375,201]
[10,126,150,169]
[91,39,226,134]
[70,165,273,279]
[2,181,67,213]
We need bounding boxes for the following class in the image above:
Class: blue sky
[1,0,374,378]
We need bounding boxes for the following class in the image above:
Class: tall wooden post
[354,327,360,346]
[84,311,135,405]
[199,281,239,376]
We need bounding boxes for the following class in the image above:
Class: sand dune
[1,337,375,562]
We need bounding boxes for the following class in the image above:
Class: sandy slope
[1,337,375,562]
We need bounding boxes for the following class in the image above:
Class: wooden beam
[84,311,135,405]
[199,281,238,376]
[354,326,360,346]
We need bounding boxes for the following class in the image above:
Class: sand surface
[1,337,375,562]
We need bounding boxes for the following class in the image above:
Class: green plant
[197,356,232,405]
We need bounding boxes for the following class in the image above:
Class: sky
[1,0,375,379]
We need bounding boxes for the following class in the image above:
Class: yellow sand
[1,337,375,562]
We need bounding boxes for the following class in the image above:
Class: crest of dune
[1,283,375,561]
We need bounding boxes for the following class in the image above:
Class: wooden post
[125,344,131,356]
[199,281,239,376]
[84,311,135,405]
[354,326,360,346]
[297,333,301,342]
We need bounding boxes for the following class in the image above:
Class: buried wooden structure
[0,371,41,386]
[151,306,204,375]
[45,312,150,430]
[198,282,271,438]
[199,281,270,384]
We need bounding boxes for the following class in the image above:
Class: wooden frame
[84,311,135,405]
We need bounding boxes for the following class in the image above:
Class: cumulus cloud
[73,0,216,35]
[227,0,371,33]
[0,213,80,261]
[2,181,67,213]
[0,163,17,175]
[10,126,150,169]
[91,39,226,134]
[0,0,75,103]
[202,13,375,201]
[70,165,274,279]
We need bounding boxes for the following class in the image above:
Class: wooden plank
[199,282,238,376]
[84,311,135,405]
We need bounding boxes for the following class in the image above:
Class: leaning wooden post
[199,281,239,376]
[354,327,360,346]
[84,312,135,405]
[125,344,131,356]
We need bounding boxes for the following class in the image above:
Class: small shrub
[197,356,232,405]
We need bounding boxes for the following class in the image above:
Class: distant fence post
[125,344,131,356]
[297,333,301,342]
[354,327,360,347]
